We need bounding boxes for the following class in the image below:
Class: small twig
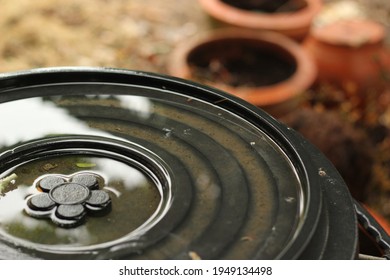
[0,173,18,192]
[358,253,386,260]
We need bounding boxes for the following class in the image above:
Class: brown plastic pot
[168,29,317,117]
[303,19,390,92]
[198,0,323,40]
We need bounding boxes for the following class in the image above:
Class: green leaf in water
[76,162,97,168]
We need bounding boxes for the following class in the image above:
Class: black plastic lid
[0,67,358,259]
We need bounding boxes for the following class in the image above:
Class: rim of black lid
[0,67,358,259]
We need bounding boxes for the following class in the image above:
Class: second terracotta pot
[198,0,323,40]
[303,19,390,93]
[168,29,317,117]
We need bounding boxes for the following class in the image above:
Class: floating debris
[76,162,97,168]
[188,251,202,260]
[241,236,254,242]
[0,173,18,192]
[42,163,58,171]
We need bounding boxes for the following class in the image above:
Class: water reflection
[0,98,97,147]
[95,158,151,193]
[0,183,32,224]
[0,156,161,247]
[0,94,161,248]
[0,95,153,148]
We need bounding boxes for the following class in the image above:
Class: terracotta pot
[197,0,323,40]
[363,205,390,235]
[168,29,317,117]
[303,19,390,93]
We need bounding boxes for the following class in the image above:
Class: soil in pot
[168,29,317,118]
[221,0,307,13]
[188,39,297,88]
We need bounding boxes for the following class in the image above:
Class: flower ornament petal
[53,204,86,228]
[70,173,99,190]
[25,172,111,228]
[38,176,66,192]
[26,193,56,218]
[86,190,112,215]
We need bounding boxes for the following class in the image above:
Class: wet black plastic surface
[0,67,358,259]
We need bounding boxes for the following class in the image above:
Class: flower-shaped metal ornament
[25,172,111,228]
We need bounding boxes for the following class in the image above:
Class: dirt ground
[0,0,388,73]
[0,0,210,73]
[0,0,390,223]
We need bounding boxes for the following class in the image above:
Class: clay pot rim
[310,19,386,48]
[363,204,390,235]
[168,29,317,107]
[198,0,323,32]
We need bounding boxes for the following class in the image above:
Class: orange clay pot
[363,205,390,235]
[168,29,317,117]
[198,0,323,40]
[303,19,390,93]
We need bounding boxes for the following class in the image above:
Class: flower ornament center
[49,183,90,205]
[25,172,111,228]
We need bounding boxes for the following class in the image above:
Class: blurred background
[0,0,389,228]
